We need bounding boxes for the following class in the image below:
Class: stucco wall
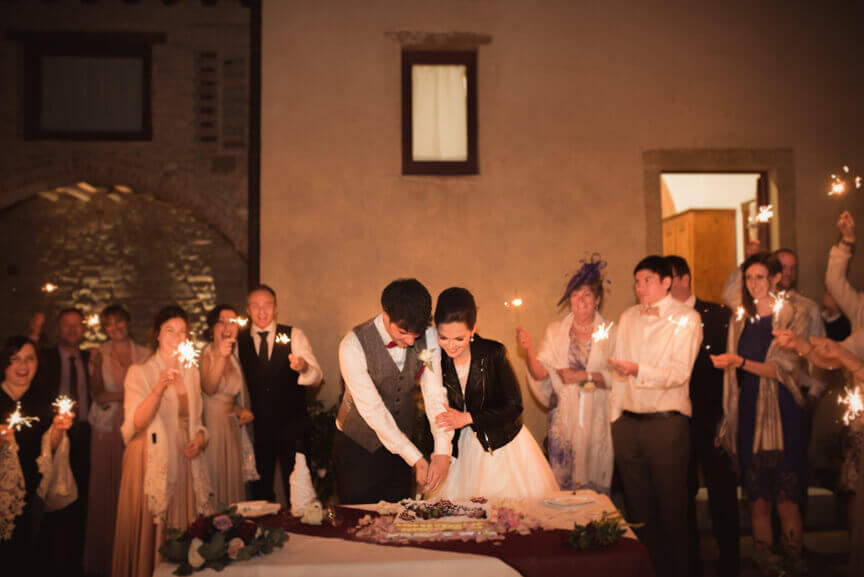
[261,0,864,440]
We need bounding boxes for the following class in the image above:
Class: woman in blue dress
[711,252,807,575]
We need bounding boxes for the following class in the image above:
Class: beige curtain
[411,65,468,161]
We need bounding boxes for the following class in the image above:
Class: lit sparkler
[6,402,39,432]
[770,291,788,319]
[735,307,746,322]
[86,314,100,328]
[592,321,613,343]
[839,386,863,426]
[230,316,249,328]
[52,395,76,417]
[504,296,524,323]
[748,204,774,225]
[41,283,58,294]
[275,332,291,345]
[175,340,200,368]
[828,165,862,197]
[666,315,690,334]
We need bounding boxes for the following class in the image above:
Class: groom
[334,278,452,504]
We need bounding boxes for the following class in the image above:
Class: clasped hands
[413,454,450,494]
[607,358,638,377]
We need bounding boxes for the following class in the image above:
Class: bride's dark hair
[434,287,477,330]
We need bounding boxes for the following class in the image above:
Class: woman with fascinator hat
[516,255,615,493]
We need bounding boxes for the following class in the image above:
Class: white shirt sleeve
[826,245,864,326]
[290,327,323,386]
[418,327,454,457]
[338,331,423,467]
[635,311,703,390]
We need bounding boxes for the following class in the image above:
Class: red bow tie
[386,341,398,349]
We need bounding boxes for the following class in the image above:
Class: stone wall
[0,0,251,345]
[0,186,247,348]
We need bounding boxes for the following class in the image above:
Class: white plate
[233,501,282,517]
[542,494,596,509]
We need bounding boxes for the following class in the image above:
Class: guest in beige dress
[200,305,257,507]
[112,306,213,577]
[84,305,150,577]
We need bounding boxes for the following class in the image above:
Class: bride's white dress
[431,363,559,500]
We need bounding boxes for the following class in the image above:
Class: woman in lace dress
[84,305,149,577]
[0,336,73,577]
[516,256,614,493]
[200,305,256,506]
[112,306,213,577]
[712,252,807,574]
[430,287,558,499]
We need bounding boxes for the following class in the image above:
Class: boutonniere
[275,333,291,345]
[413,345,436,379]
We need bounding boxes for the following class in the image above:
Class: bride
[428,287,558,499]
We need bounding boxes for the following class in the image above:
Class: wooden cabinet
[662,209,736,304]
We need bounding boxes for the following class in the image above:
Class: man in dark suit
[35,307,91,577]
[237,284,323,504]
[667,256,740,577]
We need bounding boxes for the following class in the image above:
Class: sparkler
[504,296,524,324]
[592,321,613,343]
[41,282,58,294]
[770,291,788,320]
[52,395,76,417]
[230,316,249,328]
[6,402,39,432]
[86,314,100,329]
[175,340,200,368]
[839,386,863,426]
[275,332,291,345]
[828,165,862,211]
[748,204,774,225]
[666,315,690,334]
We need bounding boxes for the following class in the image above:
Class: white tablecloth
[154,490,629,577]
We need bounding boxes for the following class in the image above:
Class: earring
[470,335,475,342]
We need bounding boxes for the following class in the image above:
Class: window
[11,30,164,141]
[402,50,477,175]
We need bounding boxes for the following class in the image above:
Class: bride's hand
[435,406,473,432]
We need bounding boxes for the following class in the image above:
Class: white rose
[416,348,436,371]
[188,538,206,569]
[301,502,325,525]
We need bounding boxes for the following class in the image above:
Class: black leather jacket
[441,335,523,457]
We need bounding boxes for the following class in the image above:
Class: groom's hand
[413,457,429,491]
[425,454,450,493]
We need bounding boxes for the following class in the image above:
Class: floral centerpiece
[567,511,640,550]
[159,504,288,575]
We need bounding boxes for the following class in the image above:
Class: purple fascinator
[557,253,610,306]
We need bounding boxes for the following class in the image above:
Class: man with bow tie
[607,256,703,577]
[334,278,452,504]
[237,284,323,503]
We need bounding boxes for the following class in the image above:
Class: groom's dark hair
[381,279,432,336]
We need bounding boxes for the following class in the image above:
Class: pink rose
[213,514,233,532]
[227,537,244,560]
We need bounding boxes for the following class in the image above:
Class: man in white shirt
[236,284,323,503]
[608,256,702,577]
[334,279,452,504]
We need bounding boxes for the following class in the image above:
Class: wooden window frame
[10,30,164,141]
[401,50,478,176]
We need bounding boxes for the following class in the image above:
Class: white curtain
[411,65,468,161]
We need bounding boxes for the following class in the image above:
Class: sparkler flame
[736,307,746,322]
[41,283,58,294]
[52,395,77,417]
[175,340,200,368]
[749,204,774,224]
[504,298,524,308]
[6,402,40,432]
[829,165,861,196]
[230,316,249,328]
[86,314,100,328]
[275,332,291,345]
[840,386,863,426]
[770,291,788,319]
[667,315,690,334]
[592,321,613,343]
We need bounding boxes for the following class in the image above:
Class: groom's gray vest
[337,319,426,453]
